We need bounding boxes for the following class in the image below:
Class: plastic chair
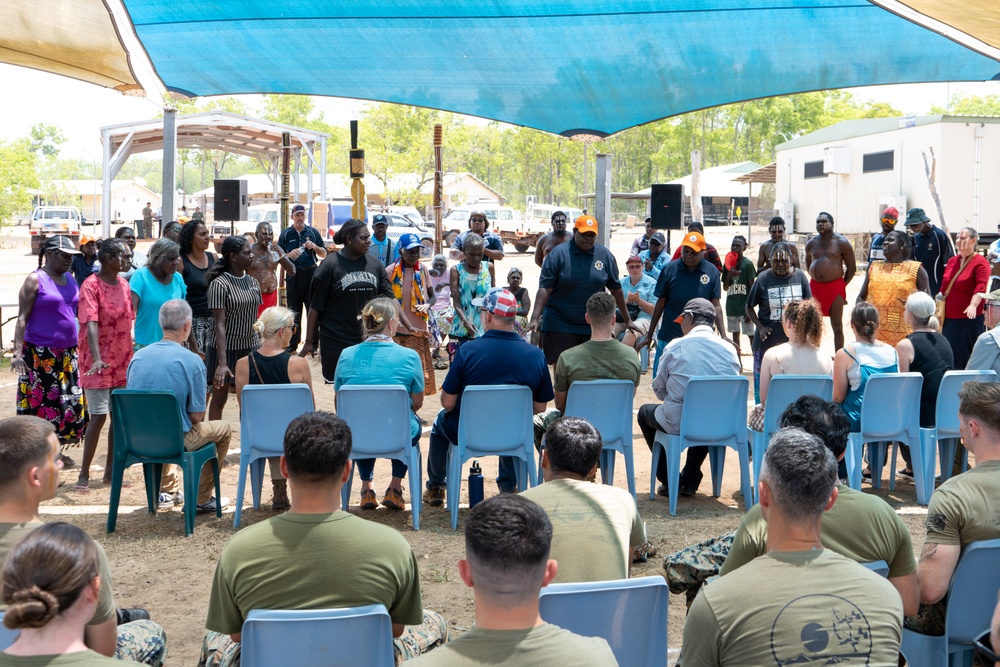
[235,384,314,528]
[746,374,833,503]
[900,539,1000,667]
[919,370,997,499]
[563,379,637,499]
[650,376,752,516]
[0,614,18,650]
[448,385,537,530]
[860,560,890,578]
[539,577,669,667]
[240,605,395,667]
[106,390,221,537]
[336,385,422,530]
[843,373,922,498]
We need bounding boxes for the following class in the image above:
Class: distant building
[775,115,1000,235]
[47,180,161,225]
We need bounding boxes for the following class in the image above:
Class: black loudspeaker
[214,179,248,221]
[650,183,683,230]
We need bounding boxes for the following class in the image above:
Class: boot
[272,479,290,511]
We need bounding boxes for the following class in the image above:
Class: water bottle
[468,461,484,508]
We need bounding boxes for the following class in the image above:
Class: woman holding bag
[939,227,989,369]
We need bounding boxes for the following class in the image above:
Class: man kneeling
[200,411,447,666]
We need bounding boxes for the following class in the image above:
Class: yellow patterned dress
[867,260,921,346]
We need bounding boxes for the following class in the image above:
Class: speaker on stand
[650,184,683,251]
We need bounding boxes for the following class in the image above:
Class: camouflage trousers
[198,609,450,667]
[663,531,735,608]
[533,410,562,451]
[117,619,168,667]
[904,600,946,637]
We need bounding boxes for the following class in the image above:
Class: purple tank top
[26,269,79,348]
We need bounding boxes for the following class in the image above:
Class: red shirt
[941,253,989,320]
[77,275,135,388]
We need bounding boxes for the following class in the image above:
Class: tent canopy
[3,1,1000,137]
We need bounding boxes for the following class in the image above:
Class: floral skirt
[16,342,88,445]
[428,307,453,348]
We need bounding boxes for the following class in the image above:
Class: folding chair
[0,614,18,650]
[860,560,890,578]
[563,379,637,499]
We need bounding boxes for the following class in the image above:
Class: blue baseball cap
[398,233,423,250]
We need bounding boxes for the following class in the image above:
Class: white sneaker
[196,496,230,513]
[157,492,183,509]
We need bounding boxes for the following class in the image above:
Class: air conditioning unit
[823,146,851,174]
[879,196,906,216]
[776,202,794,230]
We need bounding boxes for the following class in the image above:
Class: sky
[3,62,999,162]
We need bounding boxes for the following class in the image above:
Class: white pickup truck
[29,206,82,255]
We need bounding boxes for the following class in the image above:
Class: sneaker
[656,484,669,497]
[359,489,378,510]
[382,487,406,510]
[632,540,657,563]
[157,492,183,509]
[116,607,151,625]
[196,496,230,513]
[897,468,915,480]
[422,487,445,507]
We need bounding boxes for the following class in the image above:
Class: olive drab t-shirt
[0,651,143,667]
[684,550,903,667]
[720,484,916,579]
[925,459,1000,547]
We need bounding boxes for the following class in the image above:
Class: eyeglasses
[283,325,298,333]
[470,217,487,223]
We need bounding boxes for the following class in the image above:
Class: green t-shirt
[407,623,618,667]
[0,651,141,667]
[925,459,1000,547]
[0,522,115,626]
[553,340,641,393]
[206,512,423,635]
[723,256,756,317]
[520,479,645,583]
[720,484,916,579]
[684,550,903,667]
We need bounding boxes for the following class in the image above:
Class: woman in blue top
[448,233,494,353]
[334,297,425,511]
[129,238,189,349]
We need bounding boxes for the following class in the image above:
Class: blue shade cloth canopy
[122,0,1000,136]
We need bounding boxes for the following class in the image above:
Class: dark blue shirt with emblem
[539,240,622,335]
[913,225,955,296]
[278,225,325,270]
[653,258,722,344]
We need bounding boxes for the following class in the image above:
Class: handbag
[935,255,972,329]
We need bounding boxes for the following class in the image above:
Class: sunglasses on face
[471,217,487,223]
[881,218,896,224]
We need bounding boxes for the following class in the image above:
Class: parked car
[442,205,523,249]
[29,206,82,255]
[367,212,436,258]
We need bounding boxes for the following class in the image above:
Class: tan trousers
[159,420,232,504]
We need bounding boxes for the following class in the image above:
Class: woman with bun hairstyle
[234,306,314,511]
[300,219,393,383]
[895,291,953,478]
[0,522,143,666]
[333,297,424,511]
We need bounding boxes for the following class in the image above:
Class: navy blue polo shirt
[278,225,325,270]
[654,258,721,343]
[539,240,622,335]
[441,330,554,431]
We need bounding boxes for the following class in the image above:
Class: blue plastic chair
[235,384,314,528]
[747,374,833,503]
[918,370,997,499]
[844,373,923,497]
[539,577,669,667]
[240,605,395,667]
[563,379,637,499]
[448,385,537,530]
[650,376,752,516]
[336,385,422,530]
[900,539,1000,667]
[0,614,18,650]
[860,560,890,578]
[106,390,221,537]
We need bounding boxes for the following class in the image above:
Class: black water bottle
[468,460,484,508]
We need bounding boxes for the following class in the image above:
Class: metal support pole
[595,153,612,249]
[161,108,177,233]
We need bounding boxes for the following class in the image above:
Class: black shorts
[540,331,590,365]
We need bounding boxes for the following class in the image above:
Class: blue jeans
[355,432,420,480]
[427,409,518,491]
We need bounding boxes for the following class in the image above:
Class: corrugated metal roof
[776,115,1000,151]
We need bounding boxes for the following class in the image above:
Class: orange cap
[79,235,97,245]
[574,215,598,233]
[679,231,706,252]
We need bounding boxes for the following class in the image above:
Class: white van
[442,205,522,248]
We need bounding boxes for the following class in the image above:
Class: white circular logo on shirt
[700,274,710,285]
[594,260,604,270]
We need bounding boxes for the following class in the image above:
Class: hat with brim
[650,232,666,246]
[679,231,707,252]
[291,204,307,214]
[372,214,389,226]
[574,215,598,233]
[43,235,82,255]
[904,208,931,226]
[398,233,423,250]
[79,235,97,246]
[472,287,518,317]
[674,297,715,323]
[625,255,643,266]
[979,289,1000,302]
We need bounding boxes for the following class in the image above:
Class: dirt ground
[0,224,931,666]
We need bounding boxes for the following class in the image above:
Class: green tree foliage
[930,93,1000,116]
[0,139,39,224]
[28,123,66,158]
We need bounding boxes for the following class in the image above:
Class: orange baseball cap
[574,215,598,233]
[679,231,707,252]
[79,235,97,245]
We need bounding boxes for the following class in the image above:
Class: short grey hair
[961,226,979,240]
[759,428,838,523]
[462,232,485,254]
[159,299,192,333]
[146,238,180,267]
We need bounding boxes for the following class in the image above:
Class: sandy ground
[0,223,930,666]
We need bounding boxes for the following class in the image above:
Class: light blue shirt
[127,340,207,432]
[129,267,187,346]
[622,273,657,321]
[639,248,670,280]
[368,236,398,267]
[334,340,425,439]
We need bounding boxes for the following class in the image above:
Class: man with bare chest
[248,222,296,317]
[804,212,856,350]
[757,216,800,270]
[533,211,571,268]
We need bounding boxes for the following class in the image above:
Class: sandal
[382,487,406,510]
[359,489,378,510]
[433,359,448,370]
